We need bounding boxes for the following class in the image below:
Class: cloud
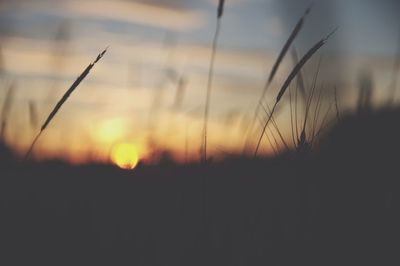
[132,0,189,9]
[0,0,206,32]
[65,0,206,31]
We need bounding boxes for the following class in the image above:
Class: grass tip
[324,26,340,42]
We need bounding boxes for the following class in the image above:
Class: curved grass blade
[243,5,312,154]
[268,5,312,87]
[276,29,337,103]
[41,48,107,131]
[218,0,225,19]
[24,47,107,161]
[203,1,225,162]
[254,28,337,157]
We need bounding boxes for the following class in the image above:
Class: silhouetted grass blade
[203,1,225,162]
[24,48,107,160]
[29,100,38,130]
[268,5,312,85]
[254,28,337,157]
[0,82,16,140]
[243,5,312,155]
[41,48,107,131]
[276,29,336,103]
[218,0,225,19]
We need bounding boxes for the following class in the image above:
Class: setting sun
[110,143,139,170]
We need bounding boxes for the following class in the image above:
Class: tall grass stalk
[29,100,38,130]
[202,0,224,163]
[291,48,307,103]
[334,86,341,122]
[311,102,332,145]
[254,29,337,157]
[260,103,289,151]
[243,5,312,154]
[297,56,322,150]
[24,48,107,161]
[0,82,15,141]
[311,83,324,139]
[256,115,279,155]
[387,32,400,105]
[0,45,4,78]
[288,83,297,146]
[305,56,323,137]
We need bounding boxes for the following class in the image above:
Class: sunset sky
[0,0,399,164]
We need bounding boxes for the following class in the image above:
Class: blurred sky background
[0,0,399,163]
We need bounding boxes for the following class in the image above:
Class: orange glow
[110,143,139,170]
[95,119,128,144]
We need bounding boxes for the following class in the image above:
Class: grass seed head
[218,0,225,19]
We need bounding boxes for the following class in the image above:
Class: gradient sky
[0,0,399,163]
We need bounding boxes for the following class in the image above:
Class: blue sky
[0,0,399,162]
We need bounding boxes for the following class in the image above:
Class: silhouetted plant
[0,82,16,141]
[24,48,107,160]
[243,5,312,154]
[202,0,225,163]
[254,28,337,157]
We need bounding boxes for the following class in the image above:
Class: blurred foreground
[1,107,399,265]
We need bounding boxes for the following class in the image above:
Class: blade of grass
[288,83,297,147]
[311,83,324,139]
[261,103,289,151]
[24,47,108,161]
[202,0,225,163]
[257,115,278,155]
[334,86,341,122]
[218,0,225,18]
[29,100,38,130]
[254,28,337,157]
[0,45,4,78]
[294,75,299,142]
[291,47,307,103]
[311,102,332,146]
[302,55,322,144]
[244,5,313,153]
[0,82,16,141]
[387,30,400,105]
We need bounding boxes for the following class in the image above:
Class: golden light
[95,118,127,144]
[110,143,139,170]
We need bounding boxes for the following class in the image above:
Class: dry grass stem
[254,28,337,157]
[24,48,107,161]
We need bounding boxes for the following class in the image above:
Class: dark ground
[1,108,399,266]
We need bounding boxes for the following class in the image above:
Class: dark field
[1,108,399,266]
